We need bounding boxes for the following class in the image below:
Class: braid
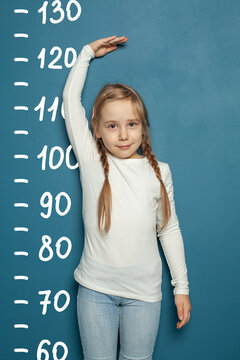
[95,138,112,234]
[96,138,110,177]
[141,135,171,232]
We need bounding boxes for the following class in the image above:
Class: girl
[63,35,191,360]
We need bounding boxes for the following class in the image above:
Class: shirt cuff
[83,44,95,59]
[173,288,190,295]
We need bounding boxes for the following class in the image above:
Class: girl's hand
[88,35,128,58]
[174,294,192,329]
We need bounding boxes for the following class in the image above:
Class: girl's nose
[119,128,128,140]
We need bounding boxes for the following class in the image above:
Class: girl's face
[95,99,144,159]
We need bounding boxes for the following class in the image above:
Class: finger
[104,39,127,50]
[104,36,127,45]
[115,38,128,44]
[110,37,128,43]
[102,35,117,42]
[177,318,186,329]
[177,305,187,328]
[182,306,189,323]
[105,45,118,54]
[179,309,190,328]
[107,40,127,47]
[102,36,119,44]
[177,304,184,322]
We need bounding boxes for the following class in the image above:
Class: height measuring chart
[2,1,89,359]
[3,0,240,360]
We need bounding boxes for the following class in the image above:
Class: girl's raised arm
[62,44,98,167]
[157,163,190,296]
[62,36,128,168]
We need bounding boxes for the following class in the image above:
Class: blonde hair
[90,83,171,235]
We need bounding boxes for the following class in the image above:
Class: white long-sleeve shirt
[62,44,189,302]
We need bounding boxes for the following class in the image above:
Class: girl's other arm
[62,44,98,167]
[157,163,190,296]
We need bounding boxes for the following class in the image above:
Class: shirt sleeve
[62,44,99,167]
[156,163,190,296]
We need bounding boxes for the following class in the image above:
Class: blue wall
[1,0,239,358]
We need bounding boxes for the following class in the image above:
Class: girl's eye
[108,122,138,129]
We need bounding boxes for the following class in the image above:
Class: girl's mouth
[118,145,131,150]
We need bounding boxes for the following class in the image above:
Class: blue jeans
[76,283,161,360]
